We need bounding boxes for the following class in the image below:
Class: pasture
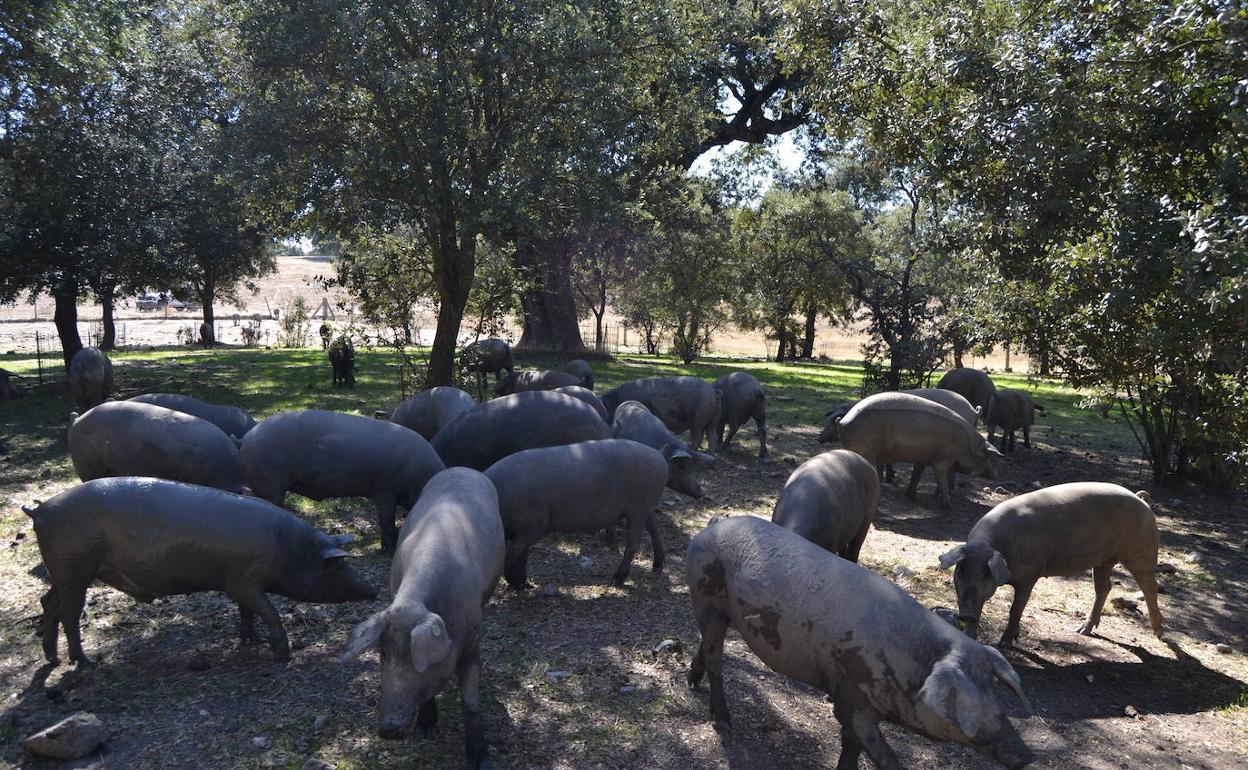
[0,348,1245,769]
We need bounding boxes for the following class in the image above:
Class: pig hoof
[712,719,732,735]
[1075,623,1096,636]
[71,655,96,668]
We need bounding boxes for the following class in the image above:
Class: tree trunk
[53,283,83,369]
[100,292,117,351]
[200,279,216,346]
[802,304,816,358]
[427,238,476,386]
[774,325,786,362]
[953,344,964,369]
[515,239,585,352]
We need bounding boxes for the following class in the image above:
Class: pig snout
[668,463,704,498]
[961,617,981,640]
[988,730,1035,769]
[378,720,410,740]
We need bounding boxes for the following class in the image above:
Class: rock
[312,714,329,731]
[545,670,573,682]
[1085,674,1095,684]
[23,712,109,759]
[662,499,678,508]
[39,468,52,480]
[538,583,559,599]
[373,410,388,420]
[1124,705,1139,718]
[302,759,334,770]
[993,486,1010,495]
[1184,551,1201,564]
[198,710,209,718]
[619,686,636,695]
[982,486,992,493]
[766,471,785,479]
[892,565,915,580]
[652,639,682,656]
[1169,499,1183,508]
[577,556,593,569]
[252,736,271,750]
[1215,643,1233,654]
[1110,596,1139,614]
[1029,481,1042,490]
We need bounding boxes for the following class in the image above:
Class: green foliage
[466,241,527,342]
[276,296,311,348]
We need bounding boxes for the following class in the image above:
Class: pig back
[130,393,255,438]
[690,517,962,694]
[69,401,246,491]
[839,393,979,465]
[937,368,997,412]
[903,388,978,426]
[971,482,1158,579]
[772,450,878,550]
[431,391,609,470]
[393,468,505,607]
[32,477,320,595]
[391,387,476,439]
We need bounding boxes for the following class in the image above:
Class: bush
[276,296,311,347]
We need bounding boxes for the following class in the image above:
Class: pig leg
[39,588,61,665]
[1077,562,1115,636]
[843,526,869,564]
[754,409,768,458]
[458,645,491,769]
[229,588,288,661]
[1022,423,1031,448]
[238,607,262,645]
[703,420,720,455]
[503,536,535,590]
[59,583,92,666]
[374,491,399,551]
[716,417,729,449]
[644,513,666,573]
[687,606,732,731]
[414,698,439,739]
[835,707,901,770]
[905,465,926,499]
[722,419,741,450]
[1000,580,1036,647]
[612,514,646,586]
[934,463,954,508]
[1124,562,1165,638]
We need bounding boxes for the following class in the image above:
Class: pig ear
[329,533,356,547]
[985,441,1004,457]
[938,545,966,570]
[339,609,389,663]
[322,547,351,560]
[694,451,716,464]
[988,550,1013,584]
[983,645,1032,714]
[918,657,984,739]
[229,435,242,450]
[410,614,453,673]
[661,443,685,461]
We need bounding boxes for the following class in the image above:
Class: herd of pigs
[22,340,1170,768]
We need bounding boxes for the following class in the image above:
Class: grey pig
[837,392,1000,507]
[130,392,257,438]
[485,439,667,587]
[493,368,582,396]
[340,468,503,769]
[240,410,445,550]
[713,371,767,458]
[69,401,248,494]
[26,477,376,665]
[560,359,594,389]
[687,516,1034,769]
[611,400,713,498]
[939,481,1164,647]
[819,387,979,444]
[771,449,879,562]
[938,367,998,420]
[458,338,514,383]
[554,385,608,422]
[68,347,113,411]
[985,388,1045,453]
[431,391,609,470]
[391,387,477,440]
[600,376,722,453]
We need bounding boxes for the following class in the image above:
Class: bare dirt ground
[0,353,1243,769]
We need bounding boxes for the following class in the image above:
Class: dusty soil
[0,363,1243,769]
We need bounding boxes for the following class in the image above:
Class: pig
[199,321,214,348]
[458,338,514,383]
[939,482,1164,647]
[600,376,722,453]
[837,392,1001,507]
[68,347,113,411]
[430,391,610,471]
[938,367,998,420]
[560,359,594,389]
[554,385,608,422]
[240,410,445,550]
[485,439,667,587]
[26,477,376,665]
[713,372,767,458]
[611,400,713,498]
[339,468,503,769]
[69,401,248,494]
[771,449,879,562]
[985,388,1045,453]
[391,387,477,440]
[493,368,582,396]
[687,516,1034,769]
[129,392,257,438]
[329,336,356,387]
[818,388,979,444]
